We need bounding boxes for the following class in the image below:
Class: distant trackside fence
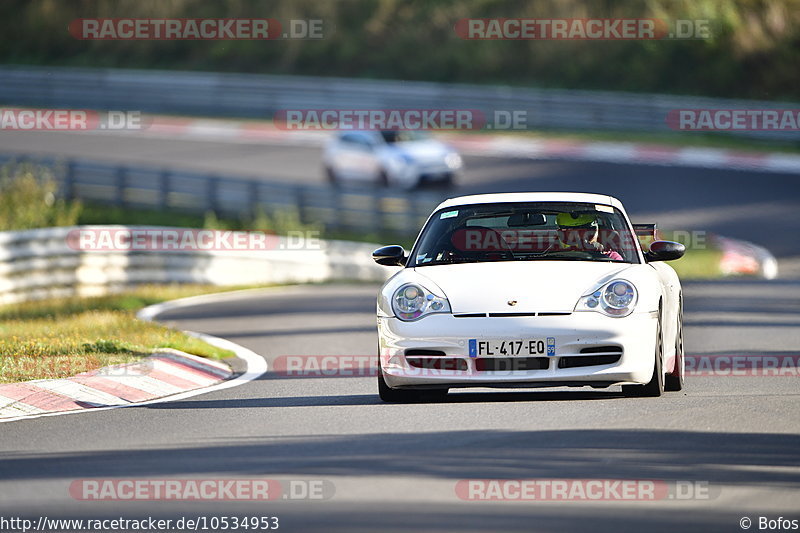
[0,65,798,141]
[0,153,443,237]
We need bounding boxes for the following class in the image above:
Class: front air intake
[558,354,622,368]
[406,357,467,371]
[579,345,623,354]
[405,349,446,357]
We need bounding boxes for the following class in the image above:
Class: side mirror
[372,245,407,267]
[645,240,685,262]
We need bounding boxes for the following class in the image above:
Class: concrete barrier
[0,225,778,306]
[0,226,395,305]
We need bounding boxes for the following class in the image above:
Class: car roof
[435,192,624,211]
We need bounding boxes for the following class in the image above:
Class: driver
[555,212,623,261]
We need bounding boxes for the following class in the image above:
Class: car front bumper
[394,162,459,186]
[378,311,658,389]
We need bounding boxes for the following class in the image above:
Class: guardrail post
[249,181,259,216]
[115,166,126,207]
[207,176,219,213]
[331,188,342,232]
[63,160,75,201]
[295,186,307,225]
[373,191,384,234]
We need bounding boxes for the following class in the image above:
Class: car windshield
[379,130,430,143]
[410,201,640,266]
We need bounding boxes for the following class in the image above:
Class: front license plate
[469,338,556,357]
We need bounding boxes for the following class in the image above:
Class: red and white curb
[0,350,230,419]
[443,135,800,175]
[92,115,800,175]
[0,297,267,424]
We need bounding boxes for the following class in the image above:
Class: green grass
[667,248,724,279]
[639,231,724,279]
[0,284,270,384]
[78,204,207,228]
[0,284,263,321]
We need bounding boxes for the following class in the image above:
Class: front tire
[378,371,448,403]
[665,297,685,392]
[622,310,664,398]
[378,370,420,403]
[378,169,390,187]
[325,166,339,186]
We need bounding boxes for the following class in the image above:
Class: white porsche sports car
[323,130,462,189]
[372,192,686,402]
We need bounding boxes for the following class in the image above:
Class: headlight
[575,279,637,317]
[392,283,451,321]
[444,152,462,169]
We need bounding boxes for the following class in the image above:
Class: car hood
[413,261,635,313]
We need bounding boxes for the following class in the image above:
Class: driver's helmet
[555,212,599,248]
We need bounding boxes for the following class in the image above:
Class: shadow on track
[3,428,799,489]
[136,389,623,408]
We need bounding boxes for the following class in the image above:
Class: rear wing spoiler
[632,224,658,240]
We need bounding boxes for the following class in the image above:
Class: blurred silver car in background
[323,130,463,189]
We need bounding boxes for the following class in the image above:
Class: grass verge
[667,248,724,279]
[640,231,724,280]
[0,284,266,384]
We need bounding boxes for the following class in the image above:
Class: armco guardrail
[0,226,393,305]
[0,226,777,306]
[0,65,797,141]
[0,153,442,236]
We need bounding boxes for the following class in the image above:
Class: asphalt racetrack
[0,131,798,532]
[0,282,799,532]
